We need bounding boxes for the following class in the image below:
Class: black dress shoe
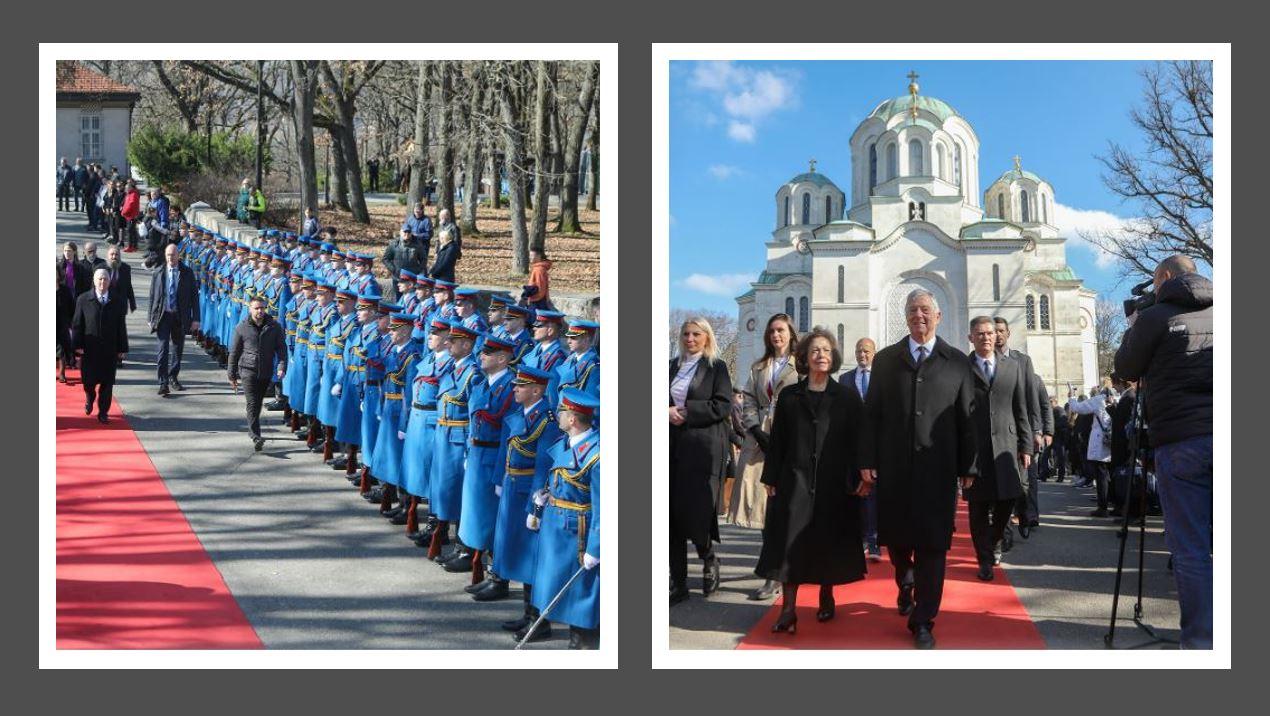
[253,437,265,452]
[443,551,474,572]
[169,378,184,391]
[748,580,781,601]
[502,614,532,632]
[264,399,285,411]
[771,612,798,635]
[464,578,492,594]
[364,487,384,503]
[383,505,404,519]
[97,414,109,425]
[816,592,836,622]
[389,511,409,526]
[913,624,936,649]
[332,457,349,471]
[897,585,915,616]
[1002,529,1014,553]
[84,401,92,415]
[158,385,170,396]
[513,621,552,643]
[977,564,994,581]
[472,580,510,602]
[702,553,721,597]
[1018,523,1030,539]
[669,583,690,606]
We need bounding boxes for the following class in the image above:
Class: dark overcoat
[71,290,129,387]
[669,356,732,546]
[858,336,977,551]
[755,378,866,585]
[963,352,1032,503]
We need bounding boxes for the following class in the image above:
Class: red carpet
[55,370,263,649]
[738,501,1046,649]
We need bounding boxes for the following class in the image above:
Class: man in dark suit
[72,268,129,423]
[103,244,136,314]
[842,337,881,561]
[994,317,1043,538]
[964,317,1033,581]
[80,241,107,275]
[148,243,200,396]
[58,242,92,297]
[859,289,976,649]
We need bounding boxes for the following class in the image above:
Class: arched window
[1040,295,1051,330]
[825,195,833,223]
[919,202,926,220]
[908,201,917,221]
[936,144,945,180]
[1020,189,1031,223]
[785,296,795,318]
[1042,194,1048,224]
[908,139,923,176]
[997,193,1005,220]
[837,324,845,353]
[953,143,963,192]
[1025,294,1036,330]
[868,144,878,191]
[798,296,809,332]
[783,195,790,228]
[801,192,810,225]
[886,143,897,180]
[837,265,845,303]
[992,263,1001,301]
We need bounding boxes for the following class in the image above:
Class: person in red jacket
[120,179,142,252]
[522,248,554,310]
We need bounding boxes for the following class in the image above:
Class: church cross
[809,158,817,173]
[907,70,920,85]
[1014,155,1022,171]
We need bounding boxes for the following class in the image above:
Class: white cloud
[687,61,799,143]
[1052,202,1142,270]
[708,164,743,180]
[677,272,757,297]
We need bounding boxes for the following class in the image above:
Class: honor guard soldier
[333,293,380,479]
[557,319,600,402]
[457,334,518,586]
[293,237,314,272]
[368,312,421,514]
[501,305,536,365]
[302,280,337,449]
[427,321,481,561]
[358,301,399,494]
[431,279,458,323]
[524,387,600,649]
[485,365,561,630]
[397,270,420,314]
[413,274,437,323]
[455,287,490,352]
[399,317,454,536]
[286,275,317,432]
[330,250,350,293]
[487,294,511,338]
[271,269,306,416]
[523,310,569,402]
[350,254,378,296]
[318,288,359,463]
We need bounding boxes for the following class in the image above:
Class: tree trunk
[432,62,455,218]
[320,61,371,224]
[459,64,486,236]
[496,63,529,276]
[555,61,599,234]
[289,61,319,225]
[586,108,599,211]
[329,129,350,211]
[488,153,501,209]
[528,61,553,254]
[407,62,430,208]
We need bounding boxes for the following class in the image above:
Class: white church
[735,74,1099,395]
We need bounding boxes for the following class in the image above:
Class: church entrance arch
[883,275,960,348]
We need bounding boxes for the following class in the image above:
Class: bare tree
[1095,298,1127,381]
[431,62,455,217]
[586,102,599,211]
[407,62,430,208]
[555,61,598,234]
[1081,61,1213,279]
[528,61,553,254]
[458,62,486,235]
[289,61,320,223]
[320,60,385,224]
[494,62,530,274]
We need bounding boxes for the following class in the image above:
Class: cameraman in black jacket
[230,296,288,451]
[1113,254,1213,650]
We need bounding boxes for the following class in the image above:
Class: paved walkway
[56,211,565,649]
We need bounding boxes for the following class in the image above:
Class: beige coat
[727,355,799,529]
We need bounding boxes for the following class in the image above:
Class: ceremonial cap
[566,319,600,338]
[390,312,417,328]
[533,309,565,326]
[481,334,516,354]
[558,388,599,417]
[449,323,478,341]
[514,365,552,386]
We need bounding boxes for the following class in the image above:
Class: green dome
[787,171,838,188]
[993,167,1047,185]
[868,95,959,124]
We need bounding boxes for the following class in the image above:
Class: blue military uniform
[304,284,338,426]
[318,290,358,429]
[335,294,378,448]
[400,318,453,501]
[359,303,396,472]
[429,324,480,524]
[369,314,421,490]
[556,319,601,406]
[458,335,518,553]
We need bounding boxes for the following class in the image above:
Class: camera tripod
[1104,382,1178,649]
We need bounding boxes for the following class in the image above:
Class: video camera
[1123,278,1156,319]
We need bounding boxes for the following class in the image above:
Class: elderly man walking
[72,268,128,423]
[858,289,977,649]
[148,244,200,396]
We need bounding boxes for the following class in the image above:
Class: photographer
[1113,255,1213,650]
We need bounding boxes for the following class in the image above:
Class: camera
[1122,278,1156,319]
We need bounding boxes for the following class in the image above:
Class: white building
[55,62,140,177]
[736,75,1098,395]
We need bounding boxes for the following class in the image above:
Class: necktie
[167,269,177,311]
[861,369,870,396]
[915,345,928,366]
[982,359,994,384]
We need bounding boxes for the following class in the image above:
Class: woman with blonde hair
[729,313,799,600]
[669,317,732,606]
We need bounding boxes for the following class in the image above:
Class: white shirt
[908,335,937,363]
[486,368,508,387]
[768,355,790,398]
[569,428,595,448]
[974,352,995,381]
[670,352,703,409]
[523,398,543,419]
[855,365,871,396]
[506,329,525,342]
[433,349,448,361]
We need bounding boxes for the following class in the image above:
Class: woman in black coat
[669,317,732,605]
[55,264,76,382]
[757,327,866,634]
[428,226,461,283]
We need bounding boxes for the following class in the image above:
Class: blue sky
[669,60,1161,313]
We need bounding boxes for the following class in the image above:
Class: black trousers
[1091,461,1110,510]
[242,374,272,439]
[887,544,947,631]
[968,499,1015,567]
[669,521,713,587]
[58,184,73,210]
[83,379,113,417]
[1015,460,1040,525]
[156,312,186,385]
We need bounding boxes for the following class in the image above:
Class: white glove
[397,430,406,440]
[359,401,365,410]
[331,384,342,397]
[494,484,502,497]
[582,553,599,570]
[525,513,540,531]
[533,490,549,507]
